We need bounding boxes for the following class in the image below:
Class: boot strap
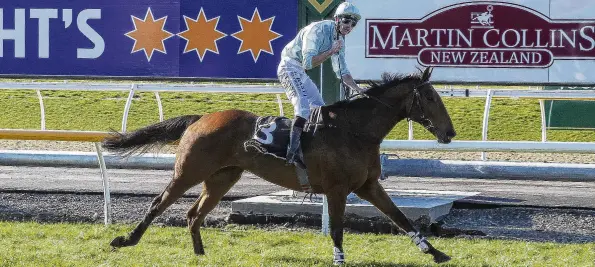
[408,231,430,252]
[333,247,345,265]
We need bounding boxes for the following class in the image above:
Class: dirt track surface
[1,140,595,244]
[1,192,595,244]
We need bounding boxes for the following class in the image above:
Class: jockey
[277,1,364,166]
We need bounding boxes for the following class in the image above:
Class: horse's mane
[364,72,424,97]
[328,71,425,109]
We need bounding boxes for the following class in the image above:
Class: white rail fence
[3,81,595,140]
[1,81,595,225]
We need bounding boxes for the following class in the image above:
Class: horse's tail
[101,115,202,156]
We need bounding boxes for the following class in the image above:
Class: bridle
[346,80,436,131]
[311,80,436,144]
[405,80,435,132]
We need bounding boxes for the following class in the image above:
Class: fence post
[481,90,493,161]
[122,84,137,133]
[276,94,284,116]
[155,92,164,122]
[94,142,112,225]
[36,90,46,130]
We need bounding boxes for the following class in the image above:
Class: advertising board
[347,0,595,84]
[0,0,297,78]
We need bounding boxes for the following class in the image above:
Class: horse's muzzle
[437,129,456,144]
[438,137,452,144]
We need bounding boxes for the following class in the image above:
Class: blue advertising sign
[0,0,297,79]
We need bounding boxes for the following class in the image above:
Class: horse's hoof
[432,250,451,264]
[194,248,205,256]
[110,236,129,248]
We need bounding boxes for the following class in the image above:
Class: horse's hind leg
[187,167,243,255]
[354,179,451,264]
[110,170,206,248]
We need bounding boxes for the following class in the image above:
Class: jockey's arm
[308,39,342,69]
[309,49,334,69]
[341,74,364,93]
[304,40,343,69]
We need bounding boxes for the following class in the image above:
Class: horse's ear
[422,66,433,81]
[415,66,423,74]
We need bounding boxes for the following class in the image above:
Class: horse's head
[403,67,456,143]
[364,67,456,144]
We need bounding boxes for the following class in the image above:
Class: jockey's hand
[344,82,365,95]
[331,40,343,54]
[352,85,365,94]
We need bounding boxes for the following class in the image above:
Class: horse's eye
[426,95,434,102]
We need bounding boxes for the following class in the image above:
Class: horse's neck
[333,96,408,144]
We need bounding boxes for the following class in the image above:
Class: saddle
[243,107,329,160]
[243,108,330,193]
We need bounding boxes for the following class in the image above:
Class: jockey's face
[337,16,357,35]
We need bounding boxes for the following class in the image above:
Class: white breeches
[277,59,325,118]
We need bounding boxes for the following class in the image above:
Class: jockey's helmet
[333,2,361,22]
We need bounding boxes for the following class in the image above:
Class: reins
[350,79,436,131]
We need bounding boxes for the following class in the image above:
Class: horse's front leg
[326,190,348,265]
[353,179,451,264]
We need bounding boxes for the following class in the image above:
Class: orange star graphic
[231,8,282,62]
[125,8,174,61]
[177,8,227,62]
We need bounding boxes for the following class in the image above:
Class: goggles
[339,17,357,27]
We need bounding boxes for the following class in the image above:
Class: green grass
[1,88,594,266]
[1,221,593,266]
[0,89,593,142]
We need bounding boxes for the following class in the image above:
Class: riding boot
[286,116,307,166]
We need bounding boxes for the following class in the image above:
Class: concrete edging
[1,150,594,181]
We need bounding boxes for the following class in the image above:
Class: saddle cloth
[244,116,292,159]
[243,108,327,160]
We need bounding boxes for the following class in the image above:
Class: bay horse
[102,67,456,264]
